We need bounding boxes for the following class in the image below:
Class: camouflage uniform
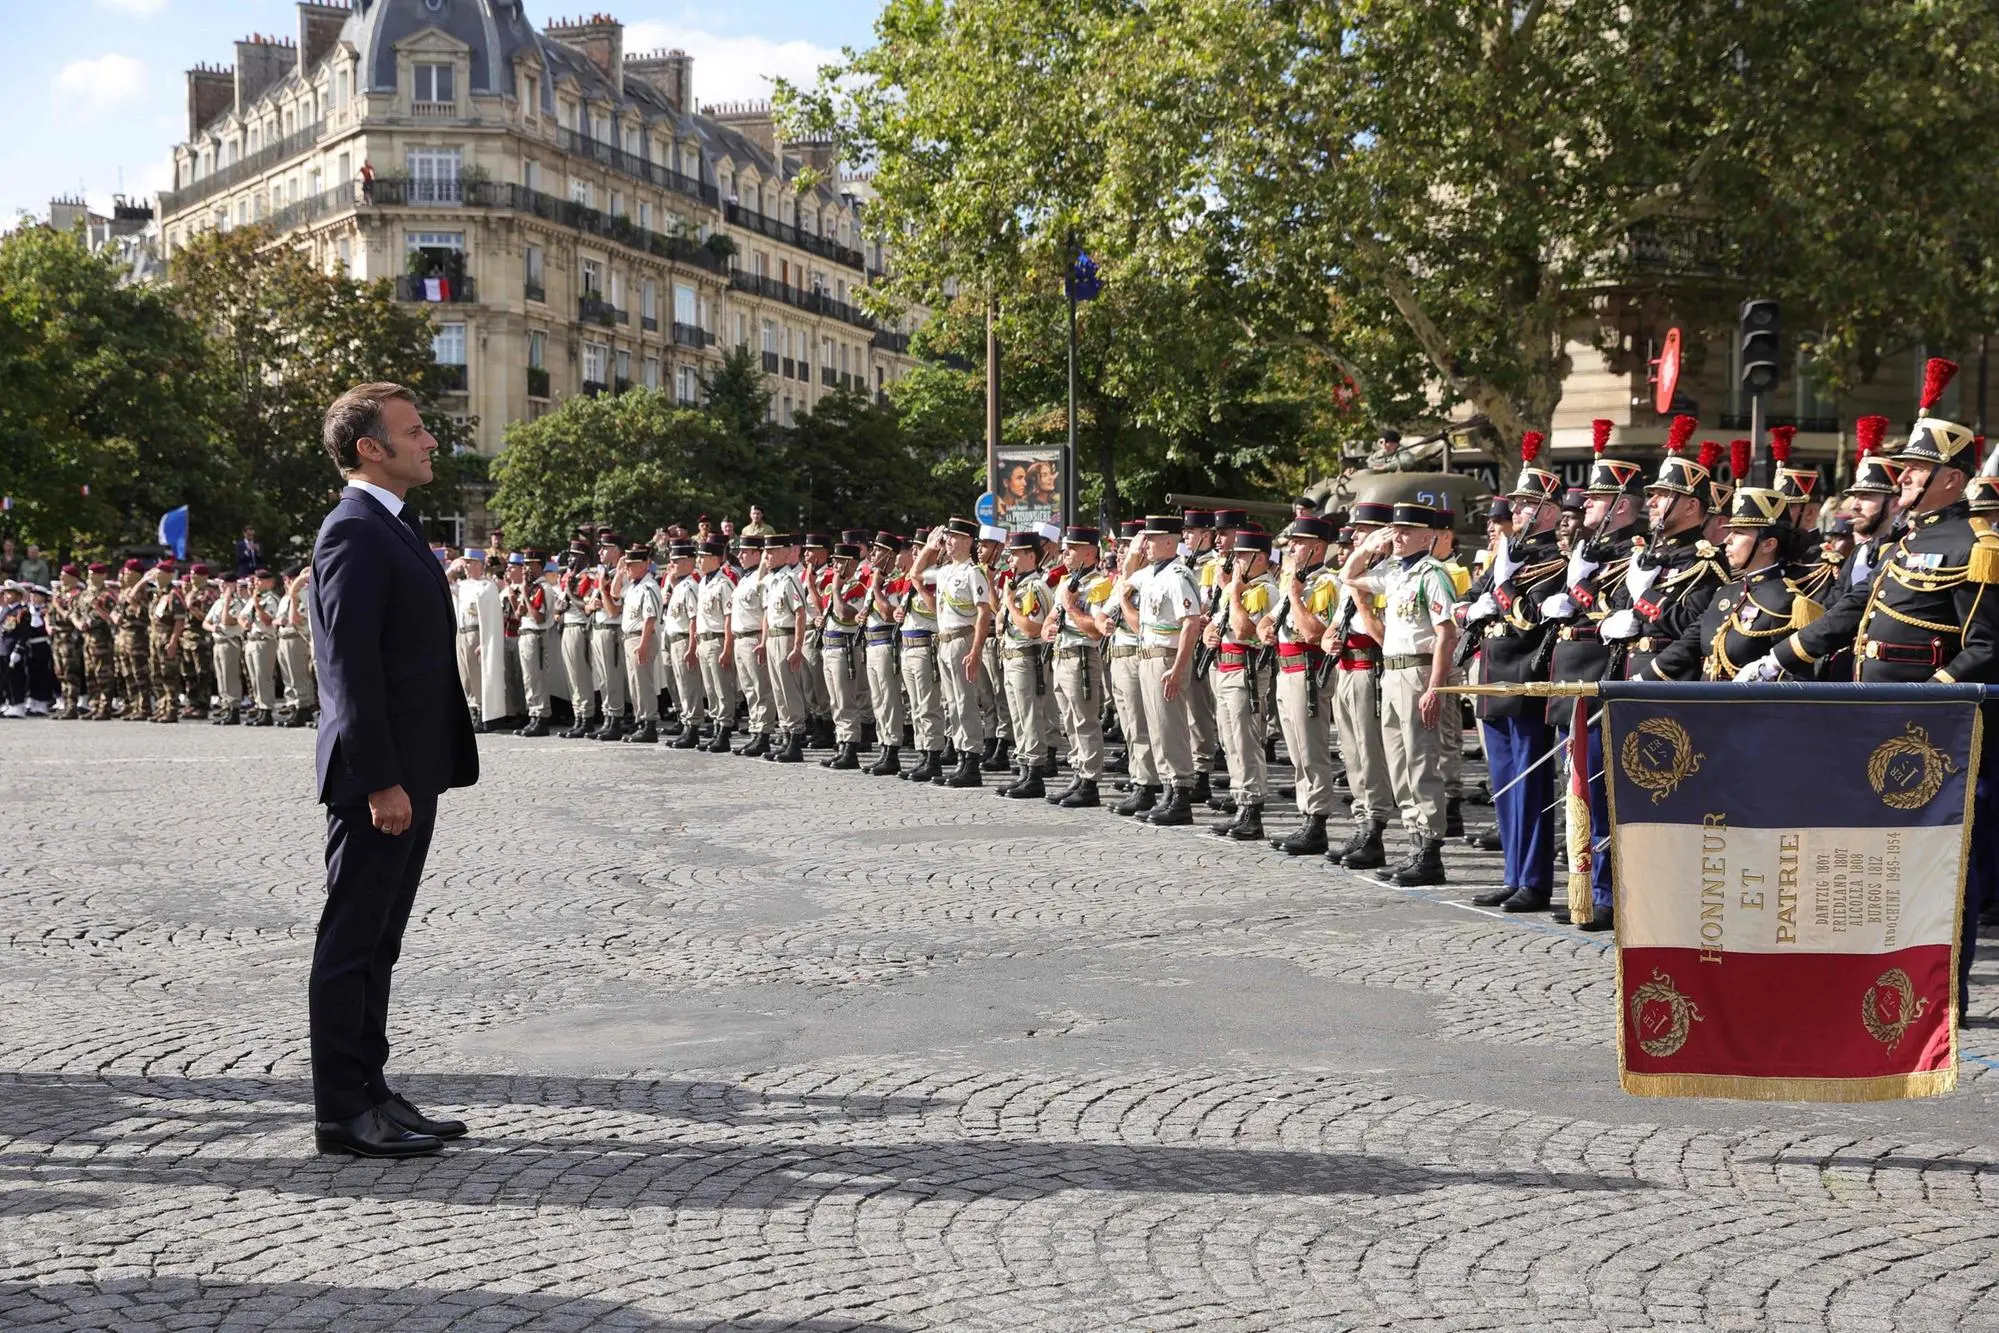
[78,576,117,718]
[181,578,217,717]
[115,575,153,720]
[49,579,86,718]
[147,580,187,722]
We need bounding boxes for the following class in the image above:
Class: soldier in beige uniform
[995,531,1057,798]
[759,534,810,763]
[660,542,704,747]
[914,517,992,788]
[693,538,741,752]
[588,532,629,740]
[242,567,283,726]
[1182,511,1222,803]
[556,542,600,737]
[861,533,910,776]
[277,565,318,726]
[1099,520,1160,815]
[1129,515,1206,826]
[799,534,835,747]
[1264,517,1340,854]
[816,542,871,770]
[1042,526,1113,808]
[1206,529,1279,841]
[891,533,950,782]
[206,575,247,724]
[726,535,773,756]
[512,549,556,737]
[974,524,1011,770]
[618,544,664,743]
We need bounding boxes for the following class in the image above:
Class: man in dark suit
[308,382,479,1157]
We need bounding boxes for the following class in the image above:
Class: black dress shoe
[1577,911,1615,934]
[377,1093,468,1140]
[315,1105,443,1158]
[1471,885,1517,907]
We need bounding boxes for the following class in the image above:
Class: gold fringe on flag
[1564,696,1594,926]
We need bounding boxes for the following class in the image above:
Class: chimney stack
[234,34,296,113]
[545,13,624,94]
[296,2,349,81]
[625,48,692,116]
[705,101,776,156]
[186,65,235,138]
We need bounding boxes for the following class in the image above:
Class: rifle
[1192,552,1232,675]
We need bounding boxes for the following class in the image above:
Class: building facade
[156,1,918,456]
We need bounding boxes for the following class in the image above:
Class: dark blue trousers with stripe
[1482,717,1555,894]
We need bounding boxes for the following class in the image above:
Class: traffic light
[1739,298,1780,396]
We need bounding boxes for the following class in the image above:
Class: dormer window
[413,63,455,105]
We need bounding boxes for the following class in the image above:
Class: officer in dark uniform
[1458,432,1569,911]
[1602,421,1731,682]
[1772,423,1840,605]
[1755,415,1905,683]
[1650,487,1822,682]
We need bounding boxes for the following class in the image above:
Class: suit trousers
[561,622,595,718]
[623,633,659,721]
[1108,648,1158,786]
[937,631,984,752]
[591,625,626,716]
[1482,717,1556,893]
[1275,663,1334,816]
[822,634,867,742]
[1379,665,1447,840]
[246,634,279,710]
[867,642,906,741]
[1213,664,1267,803]
[765,632,807,732]
[1052,647,1106,780]
[1331,667,1396,825]
[311,793,439,1122]
[697,639,738,727]
[1137,650,1194,787]
[900,640,945,752]
[518,630,551,717]
[735,634,772,735]
[1001,646,1054,765]
[212,637,244,707]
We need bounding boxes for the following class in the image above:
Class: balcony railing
[581,379,608,397]
[579,294,628,327]
[527,366,551,398]
[396,274,477,303]
[782,357,797,379]
[614,376,633,395]
[1615,215,1735,282]
[871,329,911,355]
[159,119,327,215]
[672,322,711,349]
[525,280,546,303]
[722,202,867,273]
[263,180,355,233]
[641,314,659,332]
[555,126,719,209]
[821,366,839,387]
[433,363,468,392]
[728,271,881,334]
[761,350,780,374]
[411,101,457,119]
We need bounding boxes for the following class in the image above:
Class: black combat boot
[998,767,1045,799]
[1214,802,1264,841]
[941,742,959,767]
[1147,785,1195,826]
[595,714,627,741]
[1058,779,1101,809]
[1188,772,1213,807]
[1375,834,1424,882]
[562,713,596,739]
[773,729,806,763]
[1271,813,1328,855]
[704,727,733,753]
[1390,837,1448,887]
[1112,784,1160,817]
[671,723,703,749]
[944,751,983,787]
[1445,797,1465,839]
[1045,772,1082,805]
[981,738,1013,773]
[903,749,942,782]
[1105,749,1129,776]
[735,732,771,758]
[1331,820,1388,870]
[824,741,861,770]
[516,716,547,738]
[864,745,901,776]
[623,721,658,744]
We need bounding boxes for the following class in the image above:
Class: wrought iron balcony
[159,119,326,215]
[527,366,551,398]
[579,294,627,327]
[396,274,477,303]
[762,351,780,374]
[672,322,711,349]
[722,202,867,273]
[433,363,468,392]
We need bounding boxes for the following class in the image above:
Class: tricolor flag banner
[1603,681,1975,1101]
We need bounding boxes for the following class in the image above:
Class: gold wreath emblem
[1861,967,1929,1051]
[1619,717,1705,803]
[1866,723,1957,811]
[1629,968,1704,1058]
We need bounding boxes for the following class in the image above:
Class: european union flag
[158,506,189,560]
[1602,681,1977,1101]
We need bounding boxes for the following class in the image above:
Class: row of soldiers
[28,559,318,725]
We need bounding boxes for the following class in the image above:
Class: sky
[2,0,883,226]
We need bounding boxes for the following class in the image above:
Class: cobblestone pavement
[3,724,1996,1332]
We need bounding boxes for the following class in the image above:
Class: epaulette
[1784,583,1825,629]
[1970,517,1999,584]
[1695,539,1718,559]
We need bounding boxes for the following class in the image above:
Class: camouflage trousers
[83,631,116,710]
[52,631,86,711]
[182,628,216,713]
[115,629,149,716]
[148,628,182,719]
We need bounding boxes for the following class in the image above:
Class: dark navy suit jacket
[310,485,478,806]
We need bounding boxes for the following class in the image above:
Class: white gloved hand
[1624,557,1662,603]
[1734,656,1783,683]
[1489,542,1523,589]
[1464,592,1499,623]
[1540,592,1577,619]
[1565,545,1600,591]
[1600,609,1641,641]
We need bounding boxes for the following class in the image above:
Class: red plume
[1853,414,1888,458]
[1920,357,1959,413]
[1521,430,1544,464]
[1591,418,1613,455]
[1768,424,1796,465]
[1697,439,1721,473]
[1665,414,1698,455]
[1730,438,1752,480]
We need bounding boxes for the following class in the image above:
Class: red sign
[1651,328,1682,416]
